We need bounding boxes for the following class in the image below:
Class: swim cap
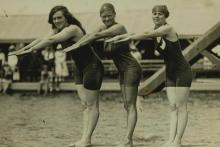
[100,3,116,15]
[152,5,169,18]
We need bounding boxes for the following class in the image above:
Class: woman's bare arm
[17,25,79,55]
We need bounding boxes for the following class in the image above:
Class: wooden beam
[10,82,120,92]
[9,80,220,92]
[138,67,165,95]
[201,50,220,68]
[0,39,34,43]
[138,21,220,96]
[186,39,195,44]
[183,21,220,61]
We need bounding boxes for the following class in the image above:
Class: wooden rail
[9,79,220,92]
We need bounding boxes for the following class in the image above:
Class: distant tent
[0,8,219,43]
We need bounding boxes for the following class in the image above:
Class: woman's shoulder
[111,23,127,34]
[99,23,126,31]
[62,25,85,38]
[156,24,173,33]
[163,24,177,33]
[66,25,82,31]
[95,25,107,32]
[161,24,177,40]
[53,25,80,34]
[111,23,126,29]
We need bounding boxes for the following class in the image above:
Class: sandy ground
[0,91,219,147]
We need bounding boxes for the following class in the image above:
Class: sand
[0,91,219,147]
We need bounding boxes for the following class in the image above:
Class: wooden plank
[138,21,220,96]
[9,80,220,92]
[102,59,164,64]
[138,67,165,95]
[183,21,220,60]
[201,50,220,68]
[10,82,120,92]
[10,82,39,90]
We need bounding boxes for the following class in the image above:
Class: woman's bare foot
[68,139,91,147]
[171,141,181,147]
[162,141,173,147]
[117,139,133,147]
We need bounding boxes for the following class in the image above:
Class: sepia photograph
[0,0,220,147]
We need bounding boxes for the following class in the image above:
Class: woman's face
[52,10,68,30]
[100,10,115,27]
[152,11,166,27]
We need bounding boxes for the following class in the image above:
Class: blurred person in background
[1,62,13,94]
[0,48,6,82]
[8,44,19,81]
[38,64,49,95]
[41,46,56,92]
[54,44,69,91]
[41,46,55,73]
[27,50,44,82]
[16,43,30,81]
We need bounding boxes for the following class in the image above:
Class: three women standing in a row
[11,3,192,147]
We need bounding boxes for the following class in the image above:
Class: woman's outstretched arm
[131,25,172,39]
[105,33,134,43]
[17,25,78,55]
[63,24,126,52]
[107,25,172,43]
[8,39,41,56]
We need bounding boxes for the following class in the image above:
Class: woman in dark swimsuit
[62,3,142,147]
[10,5,103,147]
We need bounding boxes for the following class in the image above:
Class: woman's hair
[48,5,86,34]
[100,3,116,15]
[152,5,169,18]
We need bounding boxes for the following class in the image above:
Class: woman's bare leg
[69,85,100,147]
[173,87,190,147]
[120,85,138,146]
[163,87,178,147]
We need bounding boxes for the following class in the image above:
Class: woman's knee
[80,101,87,110]
[169,103,177,111]
[80,101,98,111]
[176,103,188,112]
[84,98,99,110]
[123,100,136,111]
[78,91,87,100]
